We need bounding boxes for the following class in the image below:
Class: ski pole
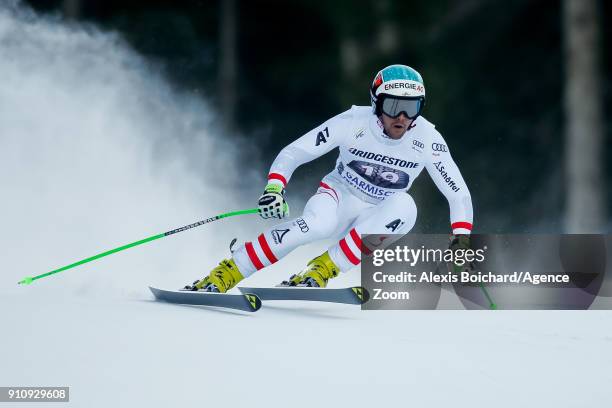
[18,208,259,285]
[478,282,497,310]
[436,260,498,310]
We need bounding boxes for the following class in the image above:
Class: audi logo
[431,143,448,152]
[413,140,425,149]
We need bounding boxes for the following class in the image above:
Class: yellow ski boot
[186,259,244,293]
[282,252,339,288]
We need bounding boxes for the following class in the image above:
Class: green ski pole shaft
[18,208,259,285]
[435,259,498,310]
[479,282,497,310]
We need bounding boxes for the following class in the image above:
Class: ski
[149,286,262,312]
[237,286,369,305]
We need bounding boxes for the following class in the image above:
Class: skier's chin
[387,125,407,139]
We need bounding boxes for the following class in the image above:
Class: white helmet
[370,64,426,119]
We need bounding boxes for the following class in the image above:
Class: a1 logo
[385,219,404,232]
[315,127,330,146]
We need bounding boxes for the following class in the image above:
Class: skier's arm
[424,131,474,234]
[267,109,353,187]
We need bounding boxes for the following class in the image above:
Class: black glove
[448,234,472,274]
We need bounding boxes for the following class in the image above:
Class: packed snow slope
[2,281,612,407]
[0,2,610,407]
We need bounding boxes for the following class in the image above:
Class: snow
[2,282,612,407]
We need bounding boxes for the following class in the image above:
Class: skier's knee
[385,193,417,232]
[299,213,337,239]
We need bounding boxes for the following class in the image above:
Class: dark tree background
[25,0,611,233]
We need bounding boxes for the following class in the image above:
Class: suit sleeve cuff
[267,173,287,187]
[451,222,472,235]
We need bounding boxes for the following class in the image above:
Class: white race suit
[233,105,473,275]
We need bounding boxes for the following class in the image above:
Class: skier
[186,64,473,292]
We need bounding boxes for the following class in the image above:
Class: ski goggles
[381,96,424,119]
